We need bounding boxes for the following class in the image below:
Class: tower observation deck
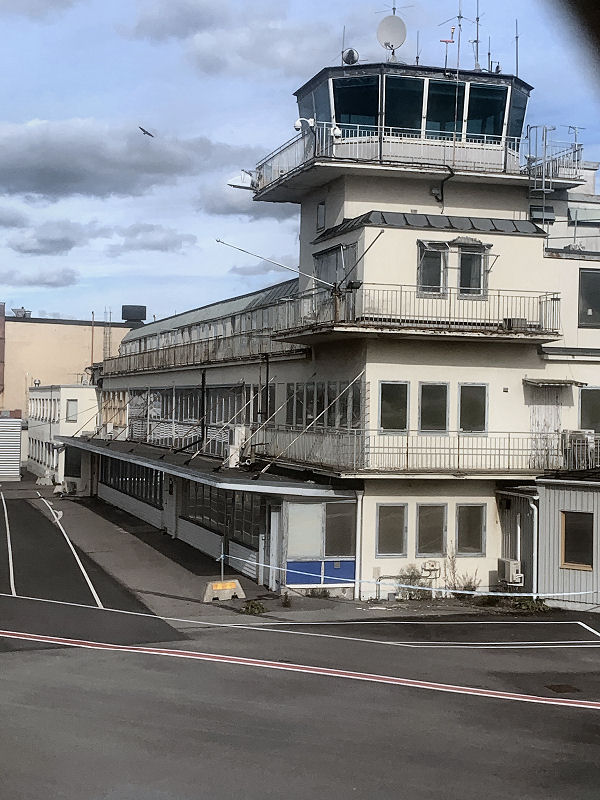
[254,62,583,201]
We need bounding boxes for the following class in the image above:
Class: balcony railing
[103,332,306,376]
[250,428,600,474]
[255,122,582,192]
[277,285,561,339]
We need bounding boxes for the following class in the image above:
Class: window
[580,388,600,433]
[316,201,326,231]
[380,382,408,431]
[333,75,379,128]
[287,502,356,559]
[377,505,407,556]
[385,76,424,133]
[313,244,356,286]
[418,243,447,294]
[456,505,485,555]
[507,89,528,139]
[325,503,356,557]
[419,383,448,432]
[459,249,485,295]
[417,505,446,556]
[65,399,78,422]
[466,84,507,140]
[426,80,465,137]
[459,384,487,432]
[561,511,593,570]
[578,270,600,328]
[100,456,163,509]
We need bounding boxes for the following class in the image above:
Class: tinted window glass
[562,511,593,568]
[466,84,507,139]
[377,505,407,555]
[380,383,408,430]
[581,389,600,433]
[460,385,487,432]
[385,76,423,132]
[420,384,448,431]
[417,505,446,555]
[325,503,356,557]
[457,505,485,554]
[333,76,379,127]
[426,81,465,137]
[313,81,331,123]
[579,270,600,327]
[507,89,528,139]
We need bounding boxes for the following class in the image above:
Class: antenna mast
[515,19,519,77]
[415,30,420,65]
[474,0,480,69]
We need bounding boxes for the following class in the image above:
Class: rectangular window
[459,384,487,432]
[65,399,78,422]
[456,505,485,555]
[313,244,356,286]
[333,75,379,128]
[325,503,356,557]
[419,384,448,432]
[377,505,407,556]
[418,243,447,294]
[417,505,446,556]
[578,270,600,328]
[316,201,326,231]
[380,382,408,431]
[580,388,600,433]
[426,80,465,137]
[466,84,507,140]
[561,511,593,570]
[384,76,424,133]
[459,249,485,295]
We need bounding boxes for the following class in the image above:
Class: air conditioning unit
[502,317,528,331]
[561,429,596,470]
[498,558,524,585]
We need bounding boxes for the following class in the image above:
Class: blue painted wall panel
[324,560,355,583]
[286,561,322,584]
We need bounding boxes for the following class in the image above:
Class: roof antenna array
[376,4,407,63]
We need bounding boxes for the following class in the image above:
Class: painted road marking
[0,493,16,596]
[35,494,103,609]
[1,628,599,710]
[0,591,596,650]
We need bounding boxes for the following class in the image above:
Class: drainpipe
[354,489,364,600]
[528,497,539,600]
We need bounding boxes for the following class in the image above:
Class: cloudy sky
[0,0,598,321]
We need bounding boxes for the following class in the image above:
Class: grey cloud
[200,184,299,222]
[8,220,109,255]
[0,119,262,200]
[108,223,197,257]
[0,0,78,19]
[229,258,293,277]
[0,207,28,228]
[0,268,78,287]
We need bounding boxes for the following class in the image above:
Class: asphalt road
[1,498,599,799]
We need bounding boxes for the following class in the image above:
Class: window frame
[316,201,326,232]
[418,382,449,433]
[560,510,594,571]
[416,503,447,557]
[417,241,448,296]
[455,503,486,557]
[379,380,409,433]
[578,269,600,329]
[65,399,78,423]
[458,246,488,298]
[579,386,600,434]
[376,503,408,558]
[458,383,488,434]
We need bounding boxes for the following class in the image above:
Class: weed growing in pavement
[241,599,266,615]
[308,588,330,599]
[281,592,291,608]
[506,597,551,613]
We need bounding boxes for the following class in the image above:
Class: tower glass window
[384,76,424,133]
[507,89,528,139]
[333,76,379,129]
[466,84,507,141]
[426,81,465,137]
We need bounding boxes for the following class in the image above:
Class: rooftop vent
[11,307,31,318]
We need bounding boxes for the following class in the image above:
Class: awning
[523,378,587,387]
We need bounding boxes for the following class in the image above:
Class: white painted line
[35,494,103,609]
[0,493,16,596]
[1,628,599,710]
[577,620,600,639]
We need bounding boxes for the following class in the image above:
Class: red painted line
[2,628,599,710]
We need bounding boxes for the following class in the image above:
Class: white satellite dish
[377,14,407,51]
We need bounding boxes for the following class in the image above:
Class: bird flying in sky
[139,126,154,137]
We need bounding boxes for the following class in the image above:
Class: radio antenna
[515,18,519,77]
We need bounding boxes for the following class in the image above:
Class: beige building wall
[2,318,131,415]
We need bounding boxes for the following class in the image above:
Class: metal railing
[104,332,306,376]
[255,122,582,191]
[277,285,561,338]
[250,428,600,474]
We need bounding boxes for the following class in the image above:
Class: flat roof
[5,316,131,328]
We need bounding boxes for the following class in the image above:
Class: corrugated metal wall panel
[0,418,21,480]
[538,484,599,605]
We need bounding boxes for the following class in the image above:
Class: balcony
[255,122,582,196]
[276,285,561,343]
[250,428,600,476]
[103,332,307,376]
